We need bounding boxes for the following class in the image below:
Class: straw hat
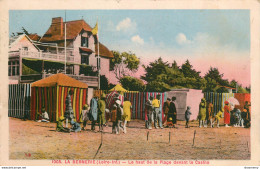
[83,104,88,109]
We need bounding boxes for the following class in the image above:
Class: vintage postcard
[0,0,260,167]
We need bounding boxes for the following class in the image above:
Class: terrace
[9,50,98,87]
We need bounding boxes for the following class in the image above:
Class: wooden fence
[8,84,31,119]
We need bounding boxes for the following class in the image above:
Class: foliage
[216,87,229,93]
[245,86,251,93]
[142,57,184,85]
[80,65,97,76]
[110,51,140,80]
[204,67,230,86]
[180,60,201,79]
[237,86,249,93]
[145,81,171,92]
[120,76,145,91]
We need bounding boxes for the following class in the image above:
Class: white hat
[116,100,121,105]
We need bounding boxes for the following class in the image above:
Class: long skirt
[224,112,230,124]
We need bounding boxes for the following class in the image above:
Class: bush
[120,76,145,91]
[145,81,171,92]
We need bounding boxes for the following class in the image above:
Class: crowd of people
[198,99,251,128]
[34,89,251,133]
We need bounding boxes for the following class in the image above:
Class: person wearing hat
[242,108,250,128]
[80,104,89,130]
[116,99,125,134]
[123,97,132,133]
[56,116,70,133]
[212,108,224,128]
[206,100,214,128]
[152,95,163,129]
[64,89,75,128]
[111,99,124,134]
[70,120,81,132]
[168,96,177,128]
[97,93,106,132]
[198,98,207,128]
[145,96,154,129]
[89,95,98,131]
[185,106,192,128]
[224,100,231,127]
[163,98,171,127]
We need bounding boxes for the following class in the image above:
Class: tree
[171,60,179,70]
[181,59,201,79]
[110,51,140,80]
[145,81,171,92]
[203,77,218,92]
[230,79,238,88]
[204,67,229,86]
[120,76,145,91]
[245,86,251,93]
[142,57,171,83]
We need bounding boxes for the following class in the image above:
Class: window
[81,54,89,65]
[66,65,74,75]
[97,57,101,69]
[81,36,88,47]
[8,60,19,76]
[22,47,28,51]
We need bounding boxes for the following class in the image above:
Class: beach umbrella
[106,91,119,109]
[227,97,240,106]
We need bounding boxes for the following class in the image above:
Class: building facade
[9,17,114,104]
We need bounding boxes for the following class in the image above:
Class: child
[37,108,49,122]
[70,120,81,133]
[212,108,224,128]
[80,104,89,130]
[56,116,70,133]
[185,106,192,128]
[166,117,174,128]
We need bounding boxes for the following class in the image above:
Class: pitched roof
[32,73,88,88]
[40,19,92,42]
[95,42,114,58]
[9,34,40,51]
[40,17,113,59]
[28,34,41,41]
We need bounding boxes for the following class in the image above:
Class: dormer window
[81,36,88,47]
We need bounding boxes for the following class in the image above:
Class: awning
[79,47,93,54]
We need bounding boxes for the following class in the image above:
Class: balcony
[20,73,98,87]
[13,50,80,64]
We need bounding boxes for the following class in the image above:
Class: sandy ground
[9,117,250,160]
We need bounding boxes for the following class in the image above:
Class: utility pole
[64,10,67,74]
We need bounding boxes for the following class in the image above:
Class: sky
[9,10,251,87]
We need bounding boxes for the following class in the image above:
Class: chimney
[51,17,63,36]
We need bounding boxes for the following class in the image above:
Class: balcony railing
[11,50,79,64]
